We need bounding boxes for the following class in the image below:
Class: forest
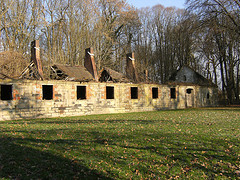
[0,0,239,104]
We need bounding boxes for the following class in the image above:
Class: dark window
[183,75,187,81]
[106,86,114,99]
[152,87,158,99]
[186,89,192,94]
[131,87,138,99]
[42,85,53,100]
[207,92,210,99]
[77,86,86,100]
[1,85,13,100]
[170,88,176,99]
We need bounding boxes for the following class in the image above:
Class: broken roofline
[19,40,44,81]
[18,41,141,83]
[18,41,214,87]
[99,67,130,83]
[50,49,135,83]
[50,64,95,82]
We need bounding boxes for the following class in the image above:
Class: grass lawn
[0,108,239,179]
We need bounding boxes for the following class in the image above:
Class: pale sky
[127,0,186,9]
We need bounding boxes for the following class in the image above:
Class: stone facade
[0,79,218,121]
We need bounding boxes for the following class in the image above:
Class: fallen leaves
[0,109,239,179]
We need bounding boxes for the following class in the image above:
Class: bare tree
[186,0,240,35]
[186,0,240,103]
[133,5,198,83]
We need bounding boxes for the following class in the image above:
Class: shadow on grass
[0,137,112,180]
[0,119,165,126]
[114,133,239,179]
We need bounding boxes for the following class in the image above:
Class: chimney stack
[126,52,139,82]
[84,48,98,81]
[31,40,44,80]
[144,69,148,82]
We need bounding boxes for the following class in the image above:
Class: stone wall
[0,79,218,120]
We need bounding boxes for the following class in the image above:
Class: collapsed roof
[50,64,95,82]
[99,67,130,83]
[0,40,216,87]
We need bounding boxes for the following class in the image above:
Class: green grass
[0,108,239,179]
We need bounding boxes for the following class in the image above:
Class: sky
[126,0,186,9]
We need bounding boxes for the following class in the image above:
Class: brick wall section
[86,85,91,99]
[0,79,218,120]
[101,86,106,99]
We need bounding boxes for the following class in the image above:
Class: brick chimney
[84,47,98,81]
[144,69,148,82]
[31,40,44,80]
[126,52,139,82]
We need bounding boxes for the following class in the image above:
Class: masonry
[0,79,218,120]
[0,40,218,120]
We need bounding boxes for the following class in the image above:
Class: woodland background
[0,0,239,104]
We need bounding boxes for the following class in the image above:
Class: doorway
[186,88,194,107]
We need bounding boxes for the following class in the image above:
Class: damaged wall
[0,79,218,120]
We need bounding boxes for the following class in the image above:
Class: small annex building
[167,66,218,108]
[0,40,218,120]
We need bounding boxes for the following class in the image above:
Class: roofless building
[0,40,218,120]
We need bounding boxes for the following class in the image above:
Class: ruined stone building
[0,41,218,120]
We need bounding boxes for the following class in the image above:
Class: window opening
[186,89,192,94]
[207,92,210,99]
[183,75,187,81]
[106,86,114,99]
[170,88,176,99]
[42,85,53,100]
[152,87,158,99]
[131,87,138,99]
[1,85,13,100]
[77,86,86,100]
